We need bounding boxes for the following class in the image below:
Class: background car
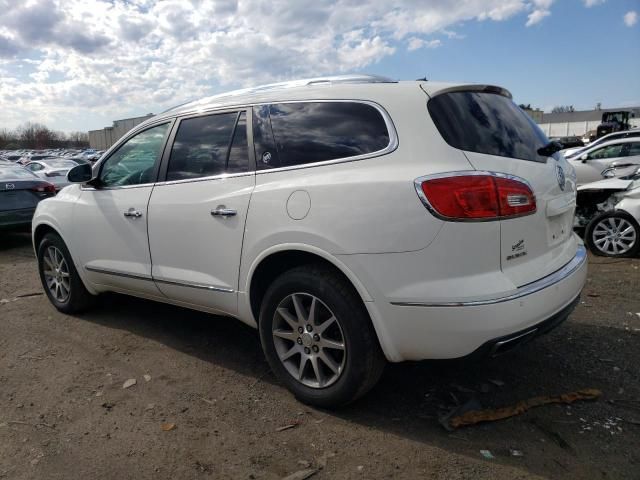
[575,167,640,257]
[551,136,584,149]
[567,137,640,185]
[563,129,640,158]
[0,164,56,230]
[25,158,79,191]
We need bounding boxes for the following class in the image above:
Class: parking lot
[0,231,638,479]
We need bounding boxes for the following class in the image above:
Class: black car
[550,136,584,149]
[0,164,56,230]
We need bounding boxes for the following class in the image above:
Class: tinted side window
[428,92,550,163]
[587,144,624,160]
[167,112,240,181]
[100,123,170,187]
[625,142,640,157]
[255,102,390,169]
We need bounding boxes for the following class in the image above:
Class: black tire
[585,211,639,258]
[258,264,386,408]
[37,233,96,313]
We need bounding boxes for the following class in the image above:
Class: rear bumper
[360,246,588,361]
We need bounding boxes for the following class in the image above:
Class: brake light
[31,182,57,194]
[417,173,536,220]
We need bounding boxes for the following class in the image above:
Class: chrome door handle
[124,208,143,218]
[211,207,237,217]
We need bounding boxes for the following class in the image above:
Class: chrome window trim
[85,266,235,293]
[390,245,586,307]
[253,99,398,174]
[154,170,254,187]
[414,170,537,223]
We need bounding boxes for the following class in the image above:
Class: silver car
[25,158,79,191]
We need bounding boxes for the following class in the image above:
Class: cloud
[407,37,442,51]
[583,0,606,6]
[624,10,638,27]
[0,0,568,131]
[526,0,553,26]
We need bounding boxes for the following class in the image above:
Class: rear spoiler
[427,84,513,100]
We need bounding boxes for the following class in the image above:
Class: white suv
[33,75,587,407]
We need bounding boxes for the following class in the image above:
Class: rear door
[427,89,578,287]
[147,109,254,316]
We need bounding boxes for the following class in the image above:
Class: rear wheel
[37,233,95,313]
[258,264,385,408]
[585,211,639,257]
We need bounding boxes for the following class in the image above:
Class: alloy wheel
[592,217,637,256]
[272,293,346,388]
[42,246,71,303]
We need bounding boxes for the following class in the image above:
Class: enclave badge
[5,183,15,190]
[556,165,566,191]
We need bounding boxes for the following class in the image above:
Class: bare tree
[551,105,575,114]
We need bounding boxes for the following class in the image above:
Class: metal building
[536,106,640,137]
[88,114,154,150]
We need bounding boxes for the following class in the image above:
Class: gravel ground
[1,231,639,479]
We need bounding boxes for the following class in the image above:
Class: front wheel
[37,233,96,313]
[258,265,385,408]
[585,211,639,257]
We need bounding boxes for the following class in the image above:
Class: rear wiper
[537,141,563,157]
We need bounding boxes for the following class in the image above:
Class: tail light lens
[417,173,536,220]
[31,182,57,195]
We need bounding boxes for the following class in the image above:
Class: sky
[0,0,638,133]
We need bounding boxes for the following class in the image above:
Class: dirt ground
[0,231,639,480]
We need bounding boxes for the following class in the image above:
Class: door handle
[124,208,143,218]
[211,207,237,217]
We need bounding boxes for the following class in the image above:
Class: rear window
[253,101,390,169]
[0,166,38,180]
[428,91,550,163]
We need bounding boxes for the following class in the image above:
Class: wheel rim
[592,217,637,255]
[42,246,71,303]
[272,293,346,389]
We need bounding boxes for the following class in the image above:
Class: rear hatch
[427,86,578,287]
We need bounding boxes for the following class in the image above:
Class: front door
[571,142,626,185]
[72,122,172,296]
[147,110,255,316]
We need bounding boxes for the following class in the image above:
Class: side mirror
[67,163,93,183]
[602,168,616,178]
[580,154,588,163]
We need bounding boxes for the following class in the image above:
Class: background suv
[33,75,587,406]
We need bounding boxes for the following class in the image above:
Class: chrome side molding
[85,266,234,294]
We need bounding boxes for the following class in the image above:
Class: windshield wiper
[537,141,563,157]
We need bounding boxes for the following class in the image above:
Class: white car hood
[577,178,633,191]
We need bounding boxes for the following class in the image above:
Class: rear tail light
[31,182,57,195]
[416,173,536,220]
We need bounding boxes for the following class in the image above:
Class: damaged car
[575,167,640,257]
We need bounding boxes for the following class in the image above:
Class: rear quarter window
[253,101,391,169]
[428,91,550,163]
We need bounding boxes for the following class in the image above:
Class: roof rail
[162,74,397,113]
